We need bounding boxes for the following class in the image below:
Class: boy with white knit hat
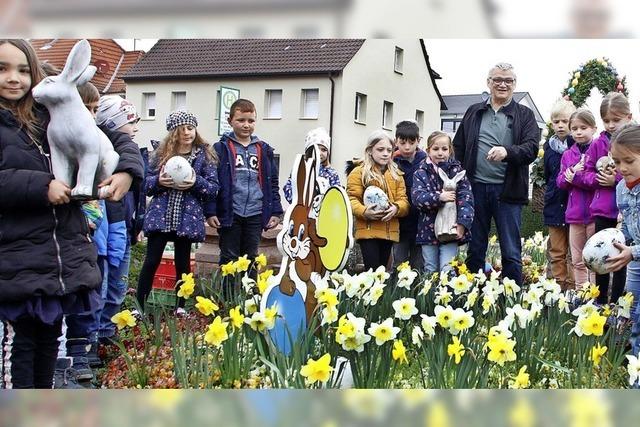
[283,127,341,203]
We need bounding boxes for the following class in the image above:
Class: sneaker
[86,342,103,368]
[53,357,84,389]
[72,356,94,381]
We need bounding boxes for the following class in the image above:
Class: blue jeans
[421,243,458,275]
[97,244,131,339]
[626,260,640,362]
[467,183,523,285]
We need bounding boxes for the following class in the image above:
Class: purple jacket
[572,131,621,219]
[556,142,594,224]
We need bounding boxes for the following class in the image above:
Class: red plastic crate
[152,256,196,290]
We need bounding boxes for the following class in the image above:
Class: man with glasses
[453,63,540,285]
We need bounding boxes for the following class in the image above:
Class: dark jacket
[412,159,474,245]
[206,133,284,230]
[394,149,428,241]
[543,136,574,226]
[453,100,540,204]
[143,146,219,242]
[0,108,101,302]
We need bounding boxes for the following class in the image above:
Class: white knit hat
[96,95,139,131]
[304,127,331,151]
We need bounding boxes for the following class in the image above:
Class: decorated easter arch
[562,57,628,108]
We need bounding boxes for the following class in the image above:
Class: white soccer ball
[164,156,192,186]
[583,228,626,274]
[363,185,390,211]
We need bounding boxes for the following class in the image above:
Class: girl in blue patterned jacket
[606,124,640,370]
[412,131,474,274]
[136,111,219,310]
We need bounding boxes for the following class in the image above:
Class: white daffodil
[450,308,475,335]
[434,304,455,329]
[397,268,418,290]
[434,286,453,305]
[392,297,418,321]
[368,318,400,346]
[503,277,520,298]
[626,355,640,386]
[420,314,437,338]
[450,275,473,295]
[411,325,424,346]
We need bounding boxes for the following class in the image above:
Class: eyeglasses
[489,77,515,86]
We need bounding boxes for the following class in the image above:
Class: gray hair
[488,62,517,80]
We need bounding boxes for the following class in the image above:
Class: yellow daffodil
[264,305,279,328]
[397,261,410,272]
[458,264,468,275]
[195,296,218,316]
[255,253,268,270]
[234,255,251,273]
[204,316,229,347]
[257,270,274,294]
[177,279,195,299]
[510,366,530,389]
[229,306,245,329]
[487,335,517,366]
[450,259,459,268]
[392,340,408,364]
[111,310,136,330]
[317,288,339,308]
[447,336,465,364]
[181,272,195,286]
[578,311,606,336]
[591,343,608,367]
[586,283,600,300]
[221,261,236,276]
[300,353,333,384]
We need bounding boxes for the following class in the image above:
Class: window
[171,91,186,111]
[142,92,156,119]
[394,47,404,74]
[354,92,367,123]
[382,101,393,129]
[415,110,424,133]
[442,120,454,133]
[300,88,319,119]
[265,89,283,119]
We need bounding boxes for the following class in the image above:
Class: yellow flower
[337,315,356,340]
[510,366,530,389]
[264,305,279,328]
[579,311,606,336]
[204,316,229,347]
[245,311,268,332]
[111,310,136,330]
[195,296,218,316]
[396,261,410,272]
[447,336,465,364]
[181,272,195,286]
[591,343,608,367]
[458,264,468,275]
[586,283,600,300]
[257,270,274,294]
[255,253,268,270]
[177,279,195,299]
[487,335,517,366]
[392,340,408,364]
[234,255,251,273]
[300,353,333,384]
[450,259,459,268]
[221,261,236,277]
[229,306,245,329]
[317,288,339,308]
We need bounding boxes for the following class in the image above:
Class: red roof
[30,39,144,94]
[124,39,365,80]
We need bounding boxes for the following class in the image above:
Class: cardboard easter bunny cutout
[261,145,353,355]
[434,169,466,242]
[31,39,119,199]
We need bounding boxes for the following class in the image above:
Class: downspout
[328,72,336,163]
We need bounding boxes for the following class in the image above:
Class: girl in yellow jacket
[347,130,410,270]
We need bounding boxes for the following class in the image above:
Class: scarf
[548,135,568,154]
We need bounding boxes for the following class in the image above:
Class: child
[283,127,340,203]
[392,120,427,270]
[206,99,283,299]
[606,124,640,368]
[574,93,633,304]
[137,111,219,310]
[556,109,598,288]
[0,39,102,388]
[412,131,474,274]
[346,130,410,271]
[543,99,576,291]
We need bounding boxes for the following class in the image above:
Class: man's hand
[48,179,71,205]
[206,216,221,228]
[486,146,507,162]
[606,242,633,272]
[98,172,133,201]
[266,215,280,229]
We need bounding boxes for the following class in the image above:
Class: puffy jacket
[542,136,574,226]
[394,149,428,241]
[556,142,594,224]
[573,131,621,219]
[143,146,219,242]
[347,165,410,242]
[412,158,474,245]
[453,100,540,204]
[0,108,101,302]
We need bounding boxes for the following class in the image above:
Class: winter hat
[304,127,331,151]
[166,110,198,131]
[96,95,139,131]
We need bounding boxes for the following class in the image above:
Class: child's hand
[456,224,465,239]
[206,216,221,228]
[564,168,576,183]
[573,161,585,172]
[98,172,133,201]
[48,179,71,205]
[363,206,385,220]
[174,169,196,191]
[596,170,616,187]
[439,190,456,202]
[158,165,174,188]
[606,242,633,272]
[266,215,280,229]
[380,204,399,222]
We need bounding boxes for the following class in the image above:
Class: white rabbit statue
[31,39,119,200]
[434,169,466,243]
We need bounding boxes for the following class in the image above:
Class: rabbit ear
[453,170,466,183]
[437,168,449,183]
[76,65,96,86]
[295,155,307,205]
[60,39,92,83]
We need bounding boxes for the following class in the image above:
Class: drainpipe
[328,72,336,163]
